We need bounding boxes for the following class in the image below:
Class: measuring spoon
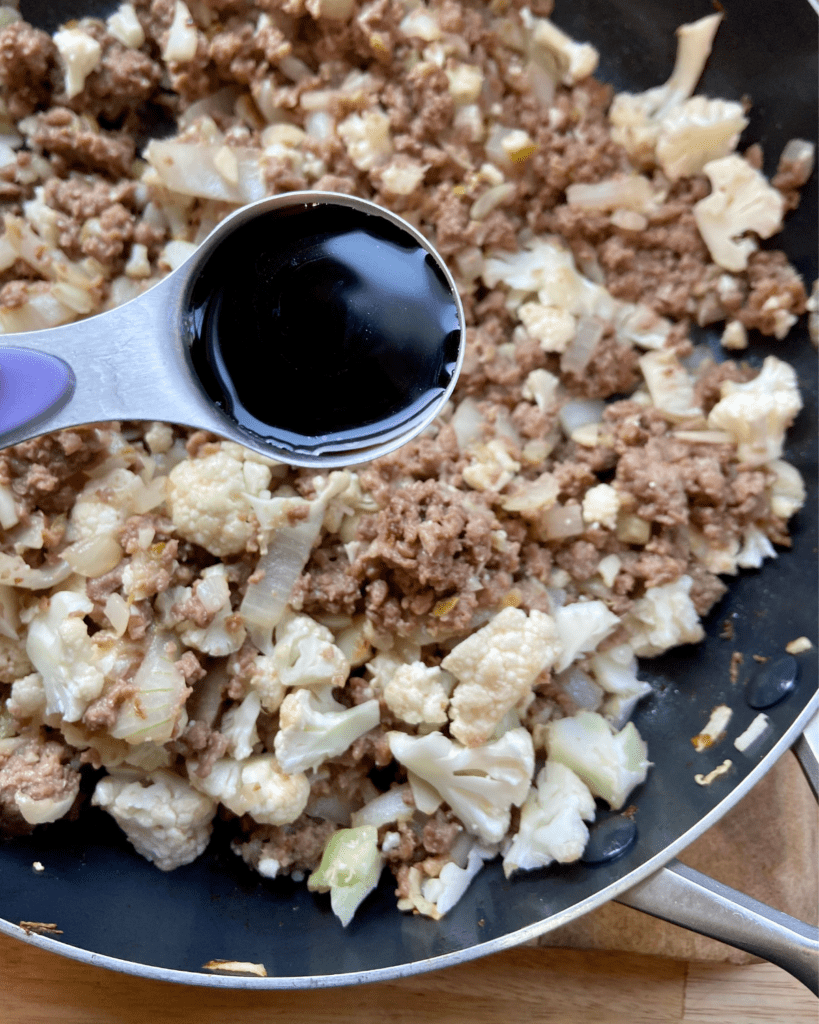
[0,192,465,468]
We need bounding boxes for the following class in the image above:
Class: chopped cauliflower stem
[0,1,811,929]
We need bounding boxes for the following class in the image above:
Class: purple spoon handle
[0,348,75,436]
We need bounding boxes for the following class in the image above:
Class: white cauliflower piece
[189,753,309,825]
[167,444,272,557]
[517,302,576,353]
[7,672,46,721]
[220,691,261,761]
[502,760,596,877]
[735,527,777,570]
[420,844,495,917]
[25,591,113,722]
[589,645,653,730]
[707,356,802,466]
[483,238,612,321]
[655,97,748,180]
[768,460,806,520]
[546,711,650,811]
[553,600,620,673]
[442,607,562,747]
[462,440,521,492]
[337,109,392,171]
[446,62,483,105]
[54,27,102,100]
[107,4,145,48]
[609,13,723,167]
[274,689,380,774]
[639,350,703,422]
[242,653,286,713]
[178,564,245,657]
[364,641,423,698]
[92,769,217,871]
[627,575,704,657]
[581,483,620,529]
[67,467,158,545]
[694,155,785,272]
[271,613,350,691]
[387,727,534,845]
[307,825,384,927]
[163,0,198,62]
[526,13,599,85]
[522,368,560,410]
[383,662,452,726]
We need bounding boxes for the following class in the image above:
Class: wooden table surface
[1,931,815,1024]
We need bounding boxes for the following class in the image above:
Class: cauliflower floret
[589,645,653,730]
[419,844,495,918]
[383,662,453,726]
[337,109,392,171]
[581,483,620,530]
[163,0,198,62]
[25,591,114,722]
[483,238,611,320]
[270,613,350,691]
[220,690,261,761]
[626,575,705,657]
[525,12,599,85]
[768,459,806,520]
[553,600,620,673]
[462,439,521,492]
[638,350,703,422]
[546,711,650,810]
[735,526,777,570]
[522,368,560,410]
[307,825,383,927]
[694,155,785,272]
[189,753,309,826]
[274,689,380,774]
[442,607,562,747]
[707,356,802,466]
[655,97,748,180]
[609,13,723,167]
[167,444,272,557]
[92,769,217,871]
[54,27,102,100]
[178,565,246,657]
[446,62,483,105]
[7,672,46,721]
[517,302,576,353]
[502,760,596,877]
[240,652,286,713]
[387,727,534,845]
[565,174,660,213]
[107,3,145,48]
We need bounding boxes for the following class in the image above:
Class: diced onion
[538,503,584,540]
[110,632,188,744]
[560,316,604,375]
[0,552,73,590]
[63,535,123,578]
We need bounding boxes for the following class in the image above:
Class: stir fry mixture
[0,0,813,925]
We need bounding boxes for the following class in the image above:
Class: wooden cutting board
[0,938,815,1023]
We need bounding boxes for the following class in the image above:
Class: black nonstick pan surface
[0,0,817,989]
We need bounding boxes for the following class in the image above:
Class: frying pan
[1,0,817,994]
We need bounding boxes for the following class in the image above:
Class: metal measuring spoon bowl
[0,192,465,468]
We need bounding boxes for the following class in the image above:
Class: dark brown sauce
[188,203,461,457]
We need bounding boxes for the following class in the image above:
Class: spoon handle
[0,269,228,447]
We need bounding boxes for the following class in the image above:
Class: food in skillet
[0,0,813,925]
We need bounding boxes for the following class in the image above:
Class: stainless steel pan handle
[616,715,819,996]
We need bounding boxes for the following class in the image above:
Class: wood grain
[0,932,814,1024]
